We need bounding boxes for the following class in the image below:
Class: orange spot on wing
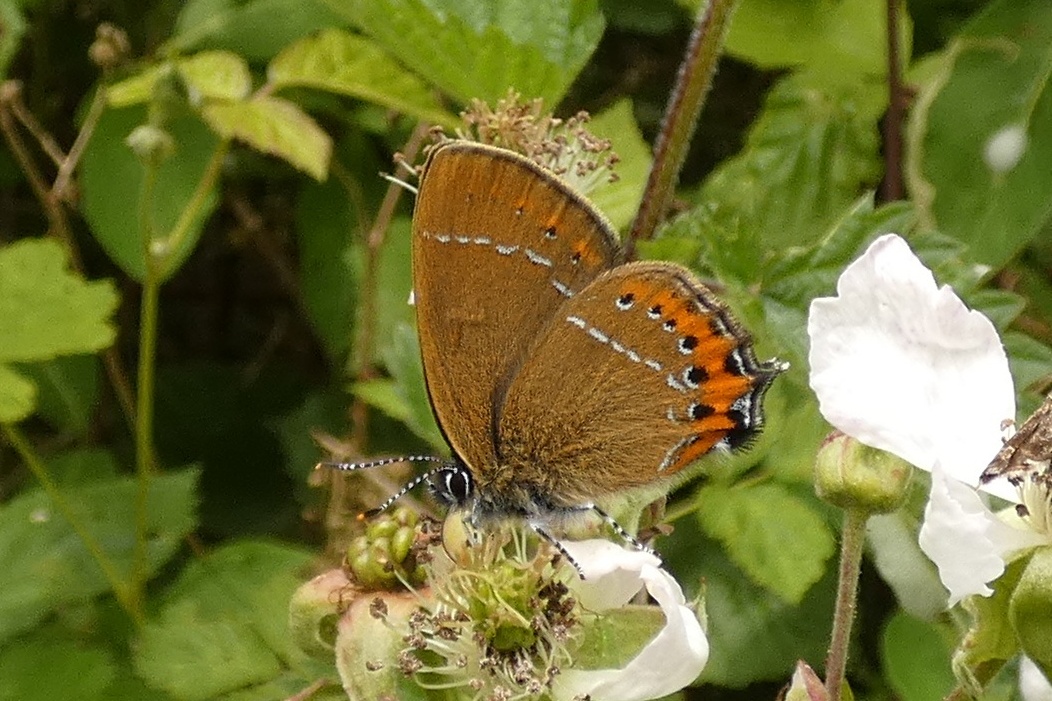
[573,241,604,268]
[667,433,727,473]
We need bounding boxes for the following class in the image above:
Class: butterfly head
[428,461,476,510]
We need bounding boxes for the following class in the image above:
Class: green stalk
[3,423,143,623]
[129,150,161,614]
[825,508,868,701]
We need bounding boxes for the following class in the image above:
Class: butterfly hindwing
[495,262,783,504]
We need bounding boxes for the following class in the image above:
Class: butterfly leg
[583,503,664,565]
[529,522,586,578]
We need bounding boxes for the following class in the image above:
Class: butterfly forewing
[496,262,783,504]
[412,142,621,472]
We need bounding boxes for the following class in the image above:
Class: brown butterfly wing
[495,261,784,505]
[412,142,621,472]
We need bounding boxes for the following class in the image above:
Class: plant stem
[320,125,429,562]
[1,81,138,432]
[626,0,738,257]
[158,140,229,274]
[53,84,107,200]
[129,144,162,613]
[880,0,906,202]
[0,82,81,268]
[825,508,868,701]
[2,422,143,623]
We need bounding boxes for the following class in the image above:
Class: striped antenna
[315,455,450,518]
[315,455,447,472]
[359,466,450,518]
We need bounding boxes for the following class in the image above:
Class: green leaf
[16,355,100,436]
[107,51,252,107]
[0,239,115,423]
[375,323,446,452]
[967,289,1027,330]
[273,390,349,504]
[758,198,914,369]
[352,377,413,426]
[0,364,35,424]
[695,482,835,604]
[0,466,199,645]
[268,28,456,127]
[170,0,347,61]
[201,95,331,180]
[586,99,651,232]
[373,216,415,363]
[952,557,1027,693]
[0,239,118,362]
[764,198,917,308]
[1004,331,1052,406]
[0,634,116,701]
[81,105,221,281]
[698,72,883,256]
[723,0,912,82]
[0,0,26,79]
[907,0,1052,268]
[332,0,605,105]
[295,174,360,361]
[663,517,834,687]
[881,611,956,701]
[134,541,313,701]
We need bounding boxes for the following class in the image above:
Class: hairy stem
[825,508,868,701]
[881,0,906,202]
[626,0,738,257]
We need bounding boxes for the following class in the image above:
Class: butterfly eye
[430,465,475,506]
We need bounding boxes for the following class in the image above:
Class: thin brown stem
[355,123,429,378]
[825,509,868,701]
[6,85,66,167]
[0,84,81,269]
[53,85,108,201]
[322,125,429,561]
[626,0,738,258]
[1,82,138,434]
[880,0,906,202]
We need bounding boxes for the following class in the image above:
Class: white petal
[808,233,1015,484]
[1020,656,1052,701]
[561,539,663,610]
[555,542,708,701]
[919,463,1044,605]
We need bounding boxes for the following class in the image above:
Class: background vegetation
[0,0,1050,699]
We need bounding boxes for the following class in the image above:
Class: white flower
[807,233,1044,604]
[1020,656,1052,701]
[553,540,708,701]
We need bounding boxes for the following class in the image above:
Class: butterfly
[324,140,785,562]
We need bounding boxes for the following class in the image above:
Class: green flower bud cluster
[346,506,429,590]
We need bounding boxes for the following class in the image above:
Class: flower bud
[287,569,354,660]
[335,589,427,701]
[1010,547,1052,680]
[814,432,913,513]
[89,23,130,70]
[783,661,829,701]
[125,124,174,164]
[346,506,427,590]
